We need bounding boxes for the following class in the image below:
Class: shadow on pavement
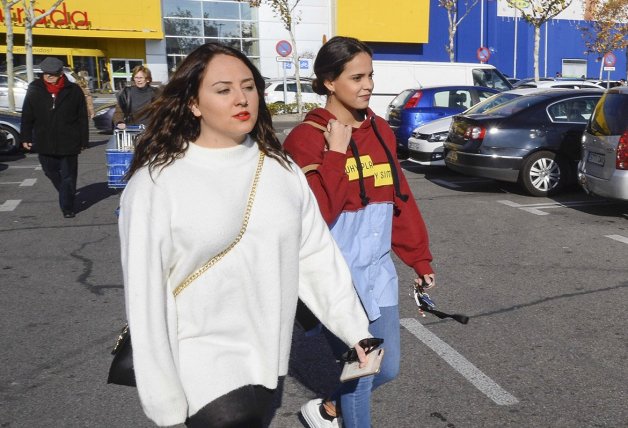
[76,182,119,213]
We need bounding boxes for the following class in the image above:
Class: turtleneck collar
[184,135,258,168]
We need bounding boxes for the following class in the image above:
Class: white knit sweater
[119,137,370,427]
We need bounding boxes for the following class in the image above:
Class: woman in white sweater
[118,42,372,427]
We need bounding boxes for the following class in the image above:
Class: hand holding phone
[340,348,385,382]
[341,337,384,364]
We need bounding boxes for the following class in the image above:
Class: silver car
[578,86,628,201]
[0,74,29,110]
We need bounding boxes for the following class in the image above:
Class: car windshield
[465,92,521,114]
[481,94,548,116]
[472,68,512,90]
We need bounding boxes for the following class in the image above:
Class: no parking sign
[276,40,292,58]
[477,47,490,63]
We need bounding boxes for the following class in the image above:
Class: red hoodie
[284,108,433,276]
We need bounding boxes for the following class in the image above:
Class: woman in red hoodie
[284,36,436,428]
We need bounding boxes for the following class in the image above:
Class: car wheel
[519,151,566,196]
[0,124,20,155]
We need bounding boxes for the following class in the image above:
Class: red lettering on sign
[0,2,89,29]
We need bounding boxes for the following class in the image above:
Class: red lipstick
[233,111,251,121]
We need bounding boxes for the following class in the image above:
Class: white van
[369,61,512,117]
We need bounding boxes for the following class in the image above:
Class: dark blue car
[386,85,500,155]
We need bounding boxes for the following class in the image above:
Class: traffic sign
[477,46,490,63]
[276,56,292,63]
[603,52,617,67]
[276,40,292,57]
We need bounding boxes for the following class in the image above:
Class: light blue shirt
[330,202,397,321]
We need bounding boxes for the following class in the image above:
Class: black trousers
[185,384,275,428]
[38,154,78,212]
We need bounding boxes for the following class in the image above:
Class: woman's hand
[351,341,369,368]
[415,274,436,290]
[324,119,352,154]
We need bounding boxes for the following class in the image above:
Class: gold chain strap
[173,151,265,298]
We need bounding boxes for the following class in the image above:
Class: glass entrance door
[111,58,144,91]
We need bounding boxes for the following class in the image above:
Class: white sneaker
[300,398,339,428]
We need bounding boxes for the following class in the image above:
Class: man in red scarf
[21,57,89,218]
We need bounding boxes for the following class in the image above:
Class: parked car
[586,79,624,89]
[444,89,603,196]
[406,88,548,166]
[0,66,78,111]
[369,61,512,116]
[510,77,554,88]
[513,79,603,90]
[264,79,326,106]
[386,85,500,155]
[93,102,116,133]
[578,86,628,201]
[0,109,22,155]
[0,74,29,110]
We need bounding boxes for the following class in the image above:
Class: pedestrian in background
[76,73,95,119]
[284,36,436,428]
[20,56,88,219]
[119,42,372,427]
[101,66,111,92]
[113,65,158,129]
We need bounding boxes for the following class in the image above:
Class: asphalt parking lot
[1,123,626,427]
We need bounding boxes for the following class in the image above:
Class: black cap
[39,57,64,75]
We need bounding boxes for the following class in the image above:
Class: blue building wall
[368,0,627,81]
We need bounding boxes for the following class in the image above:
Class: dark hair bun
[311,78,327,96]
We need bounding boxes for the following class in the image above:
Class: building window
[164,0,259,76]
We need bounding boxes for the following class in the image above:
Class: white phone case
[339,348,385,382]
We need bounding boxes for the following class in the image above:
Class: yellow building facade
[335,0,430,43]
[0,0,163,90]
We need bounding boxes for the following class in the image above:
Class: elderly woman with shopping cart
[113,65,158,129]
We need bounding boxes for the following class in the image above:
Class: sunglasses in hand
[341,337,384,363]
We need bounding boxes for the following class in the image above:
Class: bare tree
[506,0,573,81]
[239,0,305,114]
[439,0,481,62]
[2,0,21,111]
[580,0,628,79]
[21,0,63,82]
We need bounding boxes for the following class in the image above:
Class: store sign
[0,3,88,28]
[0,0,163,39]
[497,0,587,21]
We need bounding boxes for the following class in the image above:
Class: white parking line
[19,178,37,187]
[0,179,37,186]
[400,318,519,406]
[0,199,21,212]
[498,199,615,216]
[606,235,628,245]
[7,165,41,170]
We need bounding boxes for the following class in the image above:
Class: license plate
[587,152,605,166]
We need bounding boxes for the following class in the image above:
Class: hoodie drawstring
[370,116,409,204]
[348,138,370,207]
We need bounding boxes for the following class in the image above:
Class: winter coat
[20,77,89,156]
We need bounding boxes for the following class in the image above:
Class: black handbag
[107,152,265,388]
[107,324,136,386]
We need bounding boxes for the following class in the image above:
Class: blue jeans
[326,305,400,428]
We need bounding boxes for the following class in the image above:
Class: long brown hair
[126,42,288,178]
